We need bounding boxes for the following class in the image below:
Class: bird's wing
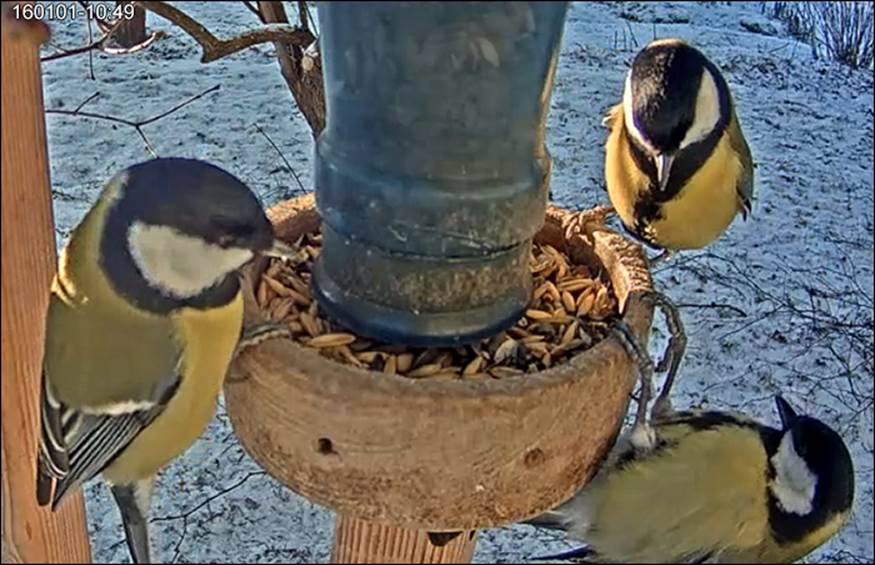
[584,423,769,562]
[527,417,770,563]
[37,370,180,509]
[36,291,182,510]
[726,107,754,218]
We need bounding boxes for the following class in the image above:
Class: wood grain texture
[1,6,93,562]
[226,194,654,530]
[333,516,476,564]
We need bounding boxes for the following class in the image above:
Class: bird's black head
[119,157,275,253]
[768,396,855,547]
[625,39,729,155]
[99,158,291,312]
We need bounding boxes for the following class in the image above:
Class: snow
[35,1,873,563]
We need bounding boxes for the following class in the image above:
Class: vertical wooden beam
[332,516,477,564]
[114,1,147,47]
[1,4,92,563]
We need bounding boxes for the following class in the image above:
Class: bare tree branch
[45,84,221,157]
[102,30,164,55]
[136,1,314,63]
[257,1,325,136]
[41,16,165,62]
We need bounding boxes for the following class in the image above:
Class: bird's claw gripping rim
[609,289,687,430]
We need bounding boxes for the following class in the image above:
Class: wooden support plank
[1,4,92,563]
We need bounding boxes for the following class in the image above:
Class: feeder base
[333,515,477,564]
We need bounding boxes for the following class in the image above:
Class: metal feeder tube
[313,1,570,346]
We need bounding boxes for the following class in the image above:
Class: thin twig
[136,1,314,63]
[625,20,639,48]
[254,123,306,193]
[242,0,266,23]
[46,84,221,157]
[41,18,125,61]
[41,16,164,62]
[73,91,101,112]
[78,1,114,33]
[139,84,221,127]
[296,0,308,29]
[86,15,95,79]
[675,302,748,317]
[150,471,266,523]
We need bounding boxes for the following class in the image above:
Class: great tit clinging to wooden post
[35,158,295,563]
[604,38,755,261]
[526,394,855,563]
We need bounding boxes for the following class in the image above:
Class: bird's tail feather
[111,480,154,564]
[531,546,595,562]
[523,509,571,531]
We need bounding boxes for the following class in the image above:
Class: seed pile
[255,229,619,380]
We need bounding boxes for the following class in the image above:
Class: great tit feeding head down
[36,158,295,563]
[604,38,754,257]
[526,395,855,563]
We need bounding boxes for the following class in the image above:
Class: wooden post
[332,516,476,564]
[114,1,147,47]
[1,4,92,563]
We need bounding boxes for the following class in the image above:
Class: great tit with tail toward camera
[603,38,755,263]
[526,351,854,564]
[35,158,297,563]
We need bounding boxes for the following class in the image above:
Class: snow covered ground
[36,1,873,563]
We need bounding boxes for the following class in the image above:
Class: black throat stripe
[626,58,732,232]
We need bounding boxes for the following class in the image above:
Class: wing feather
[37,373,179,510]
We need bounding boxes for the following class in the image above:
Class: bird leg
[110,478,154,564]
[645,291,687,422]
[609,318,655,432]
[610,289,687,430]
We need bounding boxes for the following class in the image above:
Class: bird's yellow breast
[102,293,243,485]
[651,135,745,250]
[605,104,746,250]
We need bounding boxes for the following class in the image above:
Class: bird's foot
[648,249,676,267]
[237,321,292,353]
[611,288,688,429]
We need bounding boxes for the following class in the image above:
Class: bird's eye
[211,218,254,248]
[217,234,236,248]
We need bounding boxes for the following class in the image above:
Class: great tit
[525,395,855,563]
[35,158,295,563]
[603,38,755,259]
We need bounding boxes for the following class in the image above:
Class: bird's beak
[655,153,674,193]
[775,395,799,429]
[262,238,306,263]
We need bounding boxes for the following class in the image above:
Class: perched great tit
[525,396,855,563]
[603,38,754,258]
[35,158,295,563]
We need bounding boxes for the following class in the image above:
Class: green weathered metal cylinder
[313,1,569,346]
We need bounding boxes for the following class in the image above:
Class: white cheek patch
[769,433,817,515]
[128,222,253,299]
[680,69,721,150]
[622,72,657,154]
